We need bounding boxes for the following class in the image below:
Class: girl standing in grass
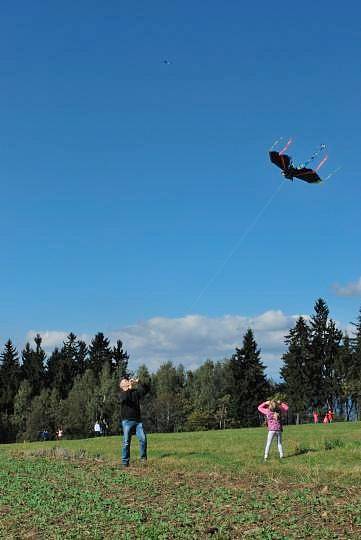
[258,400,288,460]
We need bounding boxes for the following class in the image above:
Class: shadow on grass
[157,450,216,460]
[289,445,318,457]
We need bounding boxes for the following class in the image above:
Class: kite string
[315,154,328,171]
[190,180,285,309]
[324,166,341,181]
[279,138,293,155]
[301,143,326,168]
[269,137,283,151]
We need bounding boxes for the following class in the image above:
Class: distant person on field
[56,427,64,440]
[327,409,334,423]
[313,410,319,424]
[119,377,149,467]
[323,414,329,424]
[258,400,289,460]
[94,420,101,437]
[100,418,109,436]
[40,428,50,441]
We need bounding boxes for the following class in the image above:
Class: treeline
[1,298,361,442]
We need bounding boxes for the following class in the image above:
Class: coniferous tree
[21,334,46,397]
[0,340,21,415]
[76,340,89,377]
[229,329,269,427]
[281,317,311,423]
[62,333,79,381]
[308,298,342,410]
[350,308,361,418]
[323,319,343,409]
[46,347,63,389]
[112,339,129,378]
[335,334,355,420]
[88,333,112,378]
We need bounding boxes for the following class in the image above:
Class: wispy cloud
[26,310,300,378]
[333,277,361,297]
[26,330,88,349]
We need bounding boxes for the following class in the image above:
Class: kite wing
[293,167,322,184]
[269,151,291,172]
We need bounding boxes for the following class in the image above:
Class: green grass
[1,423,361,539]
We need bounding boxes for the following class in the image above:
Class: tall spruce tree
[46,343,74,400]
[309,298,342,409]
[229,329,269,427]
[21,334,46,397]
[350,308,361,418]
[281,317,311,423]
[46,347,63,389]
[323,319,343,408]
[112,339,129,378]
[335,334,355,420]
[76,340,89,377]
[0,340,21,415]
[88,333,112,378]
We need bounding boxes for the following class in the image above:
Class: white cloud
[26,330,89,349]
[26,330,68,349]
[26,310,301,378]
[333,277,361,297]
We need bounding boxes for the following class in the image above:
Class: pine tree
[0,340,21,415]
[309,298,342,410]
[308,298,329,408]
[323,319,343,408]
[281,317,311,423]
[45,344,73,400]
[88,333,112,378]
[335,334,355,420]
[46,347,63,389]
[21,334,46,397]
[349,308,361,418]
[229,329,269,427]
[76,340,89,377]
[112,339,129,378]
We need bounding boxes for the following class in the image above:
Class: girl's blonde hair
[269,400,281,421]
[268,400,280,412]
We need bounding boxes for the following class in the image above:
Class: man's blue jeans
[121,420,147,465]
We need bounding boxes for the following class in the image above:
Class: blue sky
[1,1,360,376]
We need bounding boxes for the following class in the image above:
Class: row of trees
[1,298,361,442]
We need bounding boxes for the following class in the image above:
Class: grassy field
[1,423,361,539]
